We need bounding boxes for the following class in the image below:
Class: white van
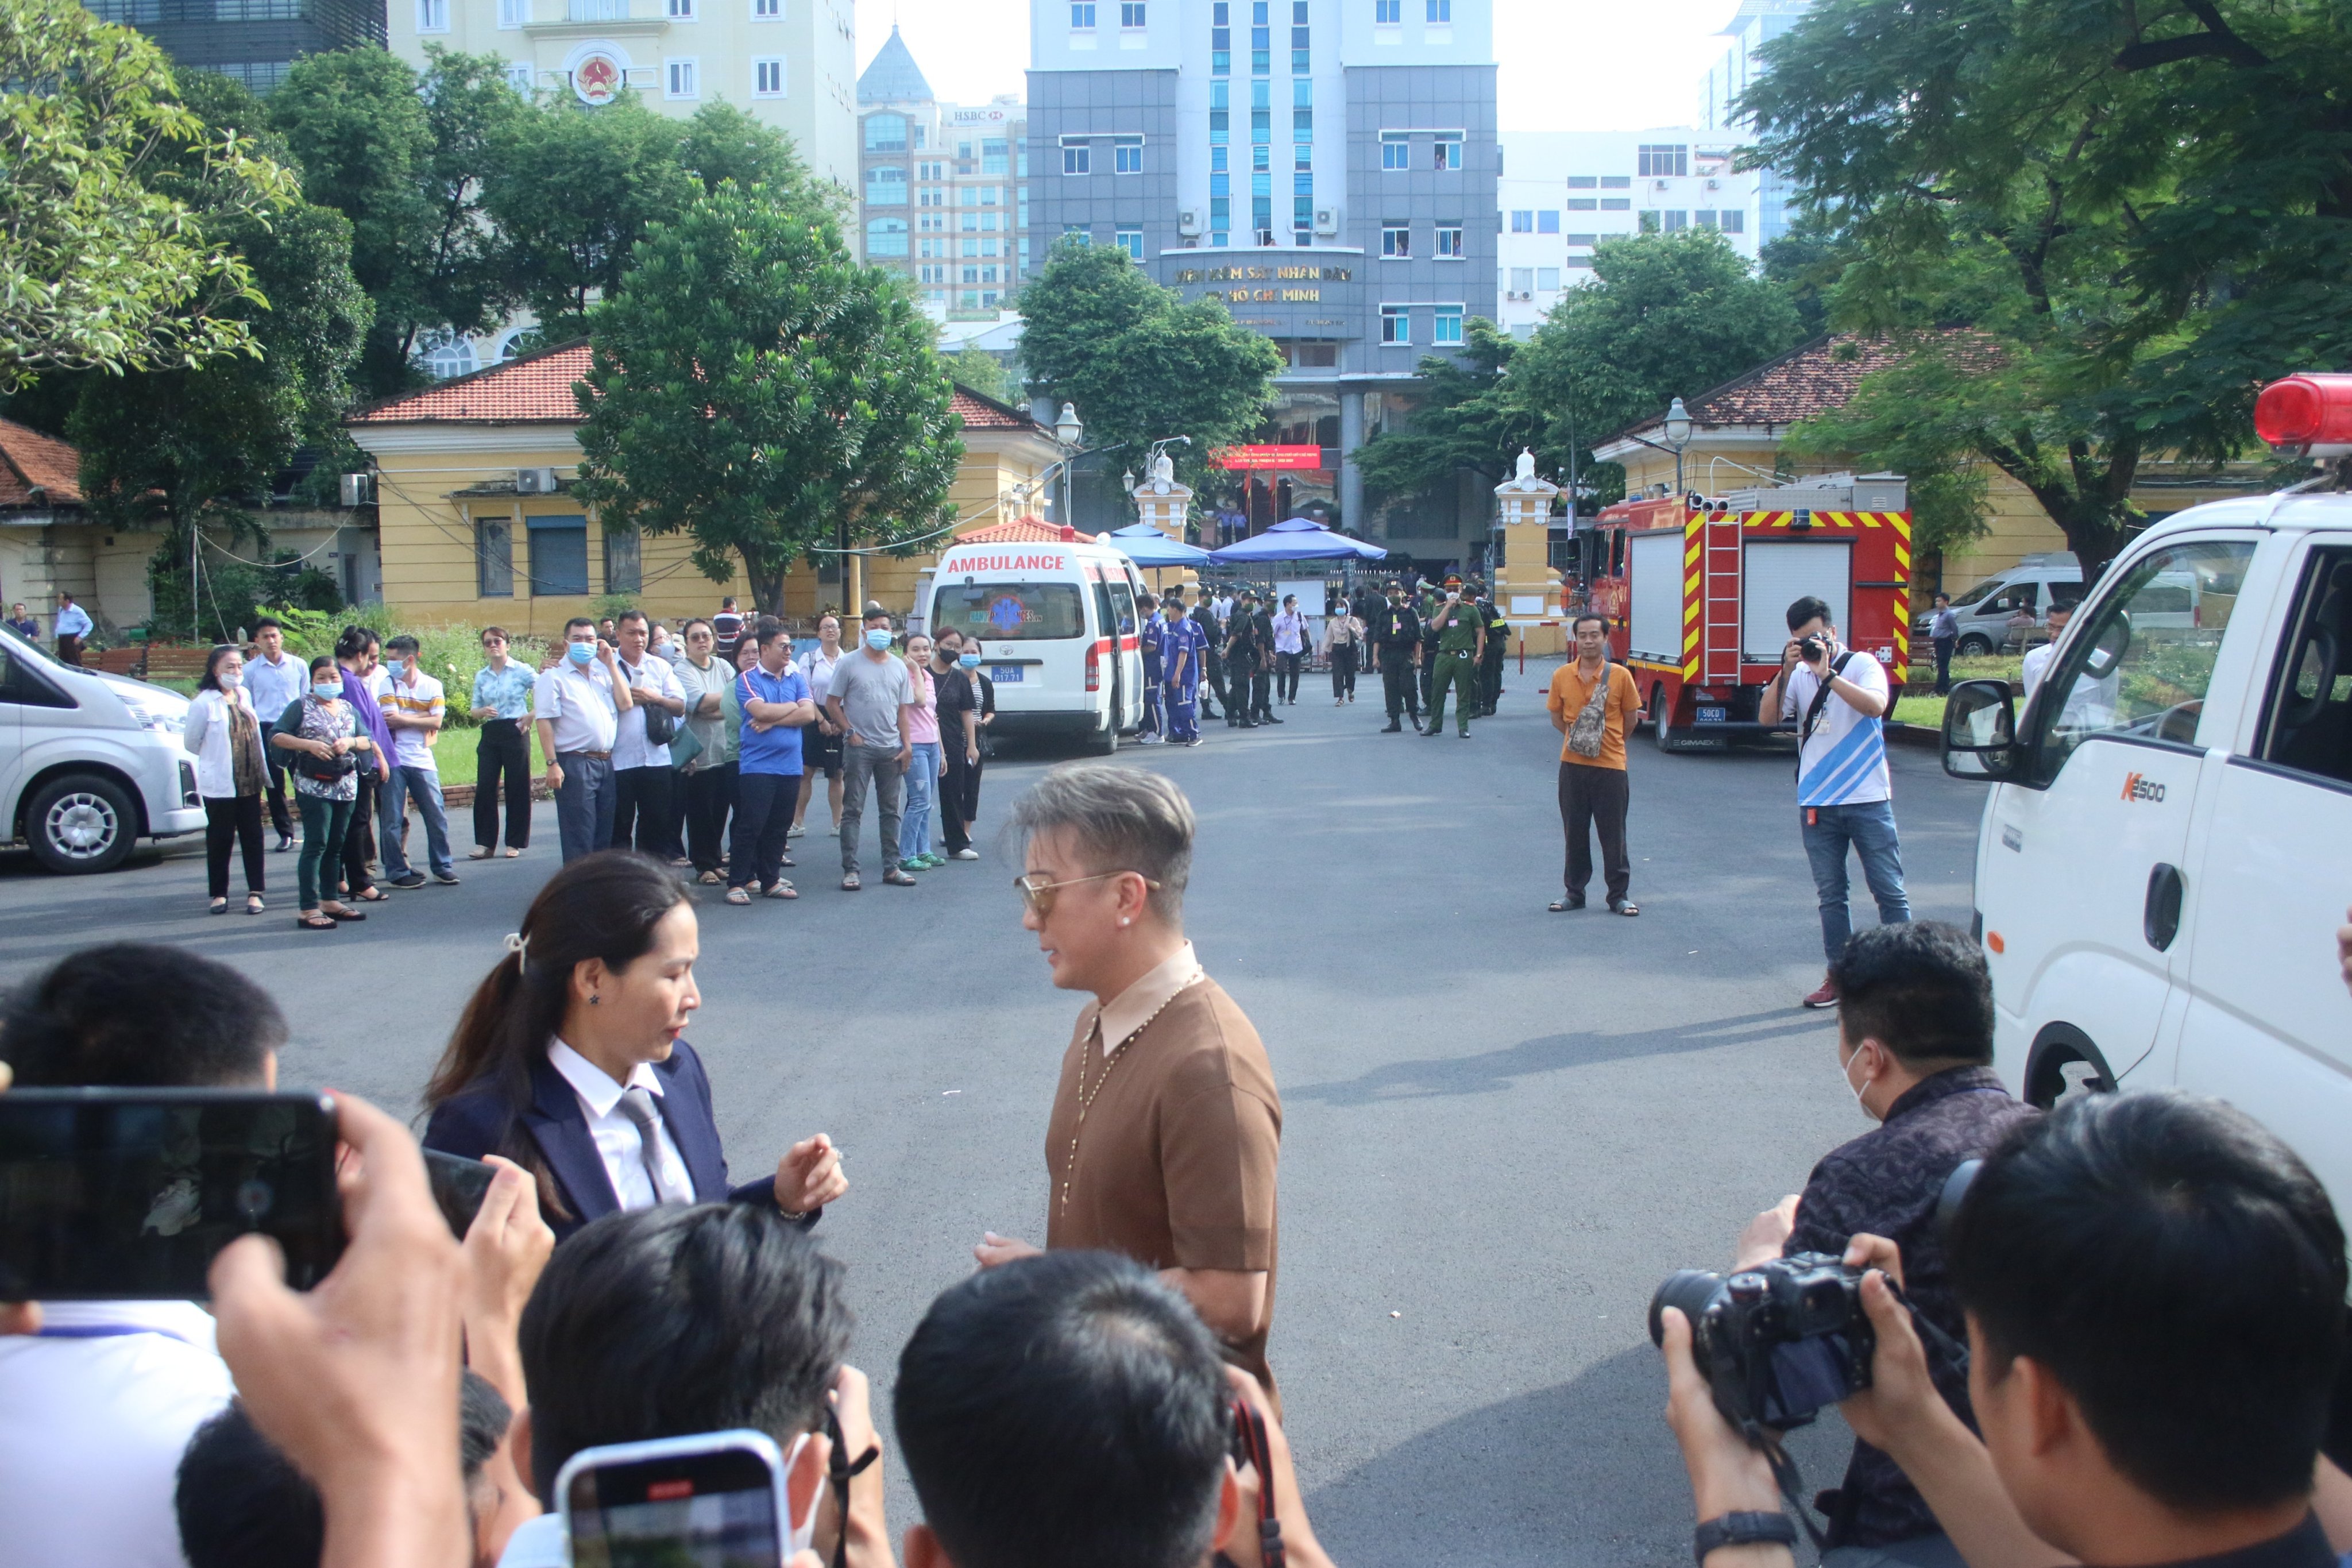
[1941,492,2352,1213]
[0,626,206,872]
[1918,554,2084,655]
[926,532,1149,752]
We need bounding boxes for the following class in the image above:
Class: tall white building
[1696,0,1809,244]
[388,0,860,192]
[1494,129,1760,335]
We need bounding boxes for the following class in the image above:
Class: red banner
[1210,445,1324,471]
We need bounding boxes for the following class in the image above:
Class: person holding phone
[421,850,848,1241]
[274,654,381,930]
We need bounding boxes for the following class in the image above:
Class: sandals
[245,894,265,916]
[1609,899,1640,917]
[353,887,390,902]
[724,886,751,905]
[504,847,523,858]
[697,870,725,885]
[840,872,862,891]
[296,913,338,930]
[324,903,367,922]
[763,880,797,899]
[882,868,918,887]
[1547,897,1586,913]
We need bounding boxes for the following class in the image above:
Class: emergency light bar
[2254,373,2352,457]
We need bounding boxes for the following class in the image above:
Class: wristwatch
[1693,1511,1795,1565]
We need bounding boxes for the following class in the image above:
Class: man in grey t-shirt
[824,608,918,888]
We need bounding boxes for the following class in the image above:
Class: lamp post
[1662,395,1693,500]
[1053,402,1083,528]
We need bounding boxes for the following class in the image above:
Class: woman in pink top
[898,633,943,871]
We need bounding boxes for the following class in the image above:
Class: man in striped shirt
[1763,595,1910,1010]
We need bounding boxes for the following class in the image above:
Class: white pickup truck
[0,626,206,873]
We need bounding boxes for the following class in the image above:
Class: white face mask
[1840,1043,1879,1121]
[781,1433,818,1559]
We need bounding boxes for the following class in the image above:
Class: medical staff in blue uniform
[1137,592,1166,743]
[1161,586,1204,747]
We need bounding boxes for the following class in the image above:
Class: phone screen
[566,1447,782,1568]
[423,1148,496,1241]
[0,1090,342,1300]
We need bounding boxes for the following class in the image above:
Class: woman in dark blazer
[424,850,846,1242]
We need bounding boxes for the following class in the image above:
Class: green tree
[269,46,526,397]
[62,72,370,638]
[1351,318,1535,505]
[677,99,813,196]
[485,95,696,341]
[0,0,299,391]
[943,346,1015,405]
[1017,241,1282,495]
[1740,0,2352,574]
[574,176,961,617]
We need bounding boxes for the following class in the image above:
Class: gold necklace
[1059,978,1201,1218]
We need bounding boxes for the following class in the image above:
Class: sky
[852,0,1748,134]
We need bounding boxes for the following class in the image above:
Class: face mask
[864,629,893,651]
[566,640,594,665]
[959,651,981,669]
[1840,1044,1879,1121]
[312,681,342,700]
[218,669,241,688]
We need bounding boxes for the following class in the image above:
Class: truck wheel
[1087,721,1119,757]
[1649,686,1677,752]
[26,773,138,874]
[1956,633,1994,658]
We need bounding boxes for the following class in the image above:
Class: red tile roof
[950,387,1048,433]
[956,516,1091,544]
[1602,335,1913,446]
[349,341,593,425]
[0,417,85,509]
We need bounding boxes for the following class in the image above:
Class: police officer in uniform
[1370,579,1423,733]
[1418,579,1447,712]
[1476,583,1511,717]
[1424,581,1486,739]
[1194,596,1226,721]
[1224,590,1268,728]
[1246,590,1282,724]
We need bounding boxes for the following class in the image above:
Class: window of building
[416,0,447,29]
[1509,209,1532,232]
[867,217,908,256]
[666,59,698,98]
[753,56,785,95]
[497,0,523,26]
[1060,136,1091,175]
[1720,209,1744,234]
[1433,304,1463,344]
[1435,223,1462,256]
[1427,0,1449,17]
[602,526,643,594]
[866,165,906,203]
[474,519,515,597]
[505,62,534,92]
[1566,256,1594,268]
[1566,197,1596,211]
[1063,226,1091,244]
[1600,196,1631,210]
[1663,209,1687,231]
[1536,267,1559,289]
[1637,144,1689,177]
[1380,304,1409,344]
[983,137,1009,174]
[1114,134,1144,173]
[419,332,476,380]
[1599,174,1631,188]
[1694,209,1716,229]
[1536,210,1558,233]
[1434,134,1461,170]
[527,517,588,598]
[1376,0,1399,20]
[752,0,778,15]
[1566,233,1596,246]
[1293,194,1312,236]
[1116,229,1143,259]
[1509,267,1532,293]
[1293,142,1311,171]
[1121,0,1145,24]
[1381,223,1409,257]
[1071,1,1095,25]
[918,264,944,283]
[1565,175,1596,188]
[667,0,692,17]
[962,265,980,283]
[1380,130,1409,171]
[961,238,978,256]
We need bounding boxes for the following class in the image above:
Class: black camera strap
[822,1406,882,1568]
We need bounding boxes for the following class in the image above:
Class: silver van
[0,627,206,872]
[1920,554,2086,655]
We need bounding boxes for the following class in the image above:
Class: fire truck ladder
[1701,512,1742,683]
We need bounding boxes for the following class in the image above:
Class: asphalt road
[0,658,1990,1566]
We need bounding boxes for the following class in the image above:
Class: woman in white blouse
[183,644,273,914]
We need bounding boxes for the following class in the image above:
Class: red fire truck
[1586,473,1914,748]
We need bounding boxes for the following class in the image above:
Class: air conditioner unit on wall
[1314,206,1338,234]
[515,468,559,495]
[1654,179,1669,190]
[1178,208,1203,235]
[338,473,373,507]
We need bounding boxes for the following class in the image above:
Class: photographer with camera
[1761,596,1910,1010]
[1659,1090,2350,1568]
[1728,922,2034,1565]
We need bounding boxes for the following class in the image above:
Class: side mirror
[1942,678,2019,781]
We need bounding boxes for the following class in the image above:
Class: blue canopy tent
[1207,517,1388,563]
[1102,522,1213,568]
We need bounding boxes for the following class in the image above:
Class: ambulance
[925,528,1149,753]
[1941,372,2352,1215]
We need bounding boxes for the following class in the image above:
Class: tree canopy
[0,0,299,391]
[1742,0,2352,573]
[574,173,961,617]
[1017,241,1283,497]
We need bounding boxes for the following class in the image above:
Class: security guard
[1423,580,1486,739]
[1418,578,1447,710]
[1195,597,1226,721]
[1476,583,1511,717]
[1370,578,1423,732]
[1225,589,1270,728]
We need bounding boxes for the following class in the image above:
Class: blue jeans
[1801,800,1910,964]
[380,764,454,878]
[898,741,940,861]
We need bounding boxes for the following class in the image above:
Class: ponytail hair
[425,850,690,1119]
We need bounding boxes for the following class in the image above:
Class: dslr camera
[1648,1252,1874,1439]
[1797,633,1831,665]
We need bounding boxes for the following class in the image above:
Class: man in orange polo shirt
[1546,612,1644,915]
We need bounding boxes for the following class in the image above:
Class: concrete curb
[1886,721,1941,752]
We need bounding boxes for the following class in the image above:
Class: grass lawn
[1894,653,2032,732]
[428,724,546,789]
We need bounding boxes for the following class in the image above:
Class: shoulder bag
[1566,663,1617,759]
[625,660,678,746]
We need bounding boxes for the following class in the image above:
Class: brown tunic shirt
[1043,975,1283,1387]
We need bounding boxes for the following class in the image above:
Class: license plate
[990,665,1024,683]
[1696,705,1727,724]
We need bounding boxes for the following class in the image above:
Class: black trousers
[259,724,294,840]
[1481,650,1505,713]
[473,719,532,850]
[730,770,798,890]
[612,764,673,856]
[683,760,737,874]
[1276,650,1304,702]
[1380,648,1420,720]
[205,794,265,898]
[1250,666,1274,720]
[1419,646,1439,707]
[340,769,378,894]
[1558,762,1631,903]
[1202,654,1226,716]
[1330,644,1357,698]
[941,746,982,852]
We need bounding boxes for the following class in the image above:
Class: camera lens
[235,1178,274,1223]
[1649,1269,1724,1347]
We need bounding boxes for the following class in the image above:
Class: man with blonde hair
[975,764,1285,1403]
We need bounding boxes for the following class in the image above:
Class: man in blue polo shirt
[728,617,813,904]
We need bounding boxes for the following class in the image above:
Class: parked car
[0,626,206,872]
[1919,555,2085,656]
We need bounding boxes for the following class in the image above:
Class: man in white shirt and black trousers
[608,609,686,858]
[1762,594,1911,1010]
[535,617,634,863]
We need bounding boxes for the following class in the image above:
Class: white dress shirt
[548,1038,693,1210]
[245,649,307,724]
[53,601,92,638]
[534,662,621,756]
[610,654,683,771]
[0,1300,235,1568]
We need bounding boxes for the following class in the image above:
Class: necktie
[615,1086,691,1206]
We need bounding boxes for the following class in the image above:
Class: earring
[1118,917,1130,928]
[589,994,601,1006]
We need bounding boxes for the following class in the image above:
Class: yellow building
[346,339,1063,635]
[1592,337,2270,594]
